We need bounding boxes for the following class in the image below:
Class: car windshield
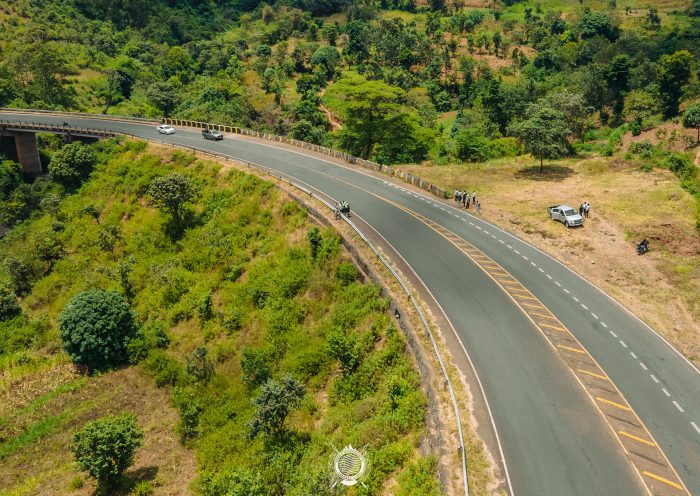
[563,209,576,216]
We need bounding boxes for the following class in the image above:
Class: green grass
[0,138,440,495]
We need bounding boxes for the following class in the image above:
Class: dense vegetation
[0,139,441,494]
[0,1,698,163]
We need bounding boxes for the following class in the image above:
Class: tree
[690,0,700,17]
[509,105,571,171]
[578,11,619,41]
[71,414,144,490]
[0,160,22,198]
[606,54,631,120]
[310,46,341,81]
[82,204,102,224]
[39,194,61,218]
[307,227,322,261]
[146,79,181,117]
[148,172,196,225]
[241,348,272,389]
[4,258,33,296]
[541,92,592,140]
[0,286,21,321]
[657,50,694,118]
[97,224,122,260]
[682,103,700,142]
[59,289,137,371]
[248,374,305,440]
[37,232,63,272]
[48,142,97,187]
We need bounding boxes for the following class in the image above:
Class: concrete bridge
[0,119,116,175]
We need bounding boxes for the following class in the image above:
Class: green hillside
[0,139,442,495]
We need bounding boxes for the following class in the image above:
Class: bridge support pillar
[8,131,42,176]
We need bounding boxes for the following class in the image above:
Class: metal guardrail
[0,119,116,138]
[0,108,448,199]
[144,139,470,496]
[160,117,449,199]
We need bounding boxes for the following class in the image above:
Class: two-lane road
[2,113,698,495]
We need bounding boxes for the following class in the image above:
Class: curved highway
[2,113,698,496]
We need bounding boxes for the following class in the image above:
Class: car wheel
[564,221,569,228]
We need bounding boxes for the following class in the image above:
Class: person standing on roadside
[472,191,476,205]
[476,200,481,213]
[579,203,584,218]
[462,192,467,208]
[455,189,461,204]
[466,195,470,209]
[584,201,590,218]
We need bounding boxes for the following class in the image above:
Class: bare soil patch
[397,156,700,364]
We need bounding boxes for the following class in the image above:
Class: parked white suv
[548,205,583,227]
[157,124,175,135]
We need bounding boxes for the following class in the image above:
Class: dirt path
[319,86,342,131]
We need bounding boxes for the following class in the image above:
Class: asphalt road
[3,113,699,495]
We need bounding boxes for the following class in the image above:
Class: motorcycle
[636,239,649,255]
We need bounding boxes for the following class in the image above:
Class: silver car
[157,124,175,135]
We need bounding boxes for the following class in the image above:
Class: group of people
[578,201,591,218]
[454,189,480,212]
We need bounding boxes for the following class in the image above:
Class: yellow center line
[577,369,609,381]
[618,430,656,447]
[596,397,632,411]
[558,344,586,354]
[642,471,684,490]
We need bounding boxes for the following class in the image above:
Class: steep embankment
[0,139,440,495]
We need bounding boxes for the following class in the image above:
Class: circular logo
[330,444,368,488]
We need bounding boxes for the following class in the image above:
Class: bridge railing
[0,108,448,199]
[0,119,116,138]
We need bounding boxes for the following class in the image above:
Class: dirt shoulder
[396,155,700,365]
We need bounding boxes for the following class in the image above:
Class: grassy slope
[0,140,440,495]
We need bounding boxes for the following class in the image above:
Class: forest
[0,0,698,166]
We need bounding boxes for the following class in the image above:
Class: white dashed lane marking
[591,313,598,319]
[640,362,648,371]
[546,274,552,279]
[630,351,638,359]
[581,303,588,310]
[610,330,618,338]
[514,249,520,254]
[662,388,671,397]
[573,296,579,302]
[692,421,700,435]
[555,281,562,287]
[538,267,545,273]
[620,340,628,348]
[673,401,684,413]
[563,288,570,294]
[601,322,608,328]
[651,374,660,383]
[506,244,512,249]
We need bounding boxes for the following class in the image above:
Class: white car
[548,205,583,227]
[157,124,175,135]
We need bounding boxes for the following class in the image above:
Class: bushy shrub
[59,289,137,371]
[0,286,21,321]
[71,414,143,490]
[48,142,97,187]
[628,140,655,158]
[336,262,359,286]
[143,349,183,387]
[197,468,265,496]
[241,348,272,389]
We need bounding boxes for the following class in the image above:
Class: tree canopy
[71,414,144,489]
[509,104,571,170]
[58,289,137,371]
